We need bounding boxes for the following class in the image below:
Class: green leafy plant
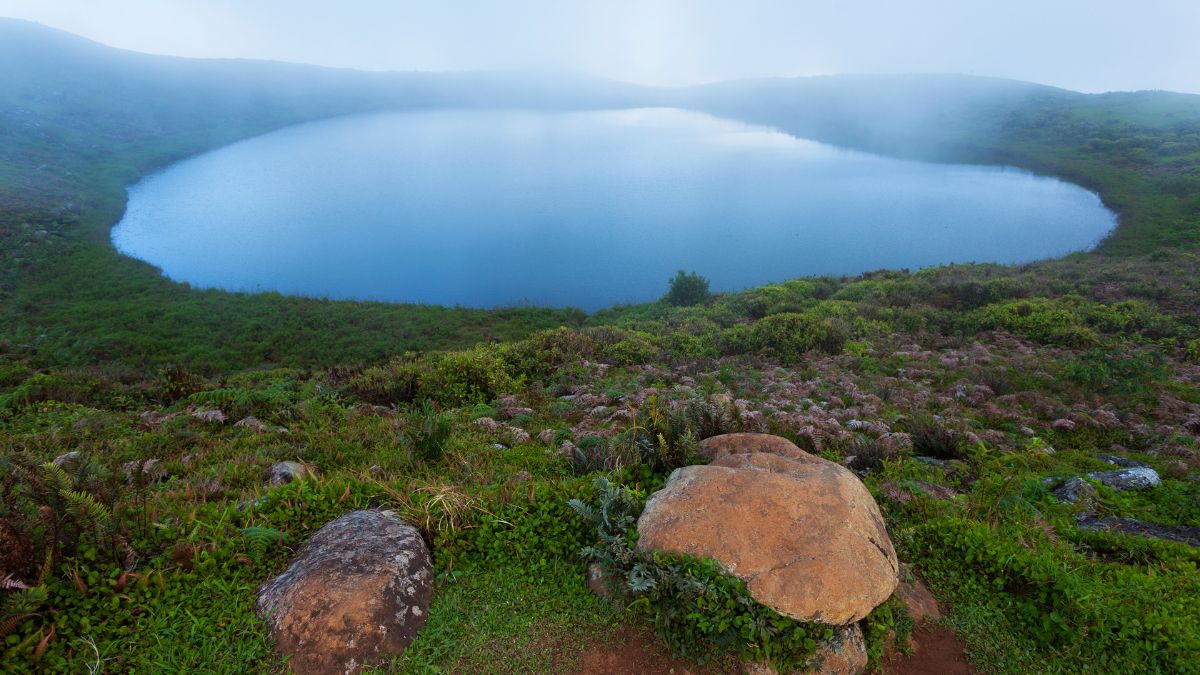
[401,401,454,463]
[570,478,826,670]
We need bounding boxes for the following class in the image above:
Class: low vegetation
[1,20,1198,673]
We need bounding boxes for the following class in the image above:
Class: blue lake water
[112,108,1116,310]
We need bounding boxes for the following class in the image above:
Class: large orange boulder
[257,510,433,674]
[636,443,898,625]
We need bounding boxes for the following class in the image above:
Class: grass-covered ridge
[1,18,1199,674]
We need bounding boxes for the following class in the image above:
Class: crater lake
[112,108,1117,310]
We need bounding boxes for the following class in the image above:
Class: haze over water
[113,108,1116,310]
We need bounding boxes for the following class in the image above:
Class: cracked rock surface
[636,434,898,625]
[257,510,433,674]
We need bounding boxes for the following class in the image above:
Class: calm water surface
[113,108,1116,310]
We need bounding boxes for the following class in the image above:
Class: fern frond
[62,490,112,526]
[0,574,29,591]
[241,526,289,560]
[39,462,74,495]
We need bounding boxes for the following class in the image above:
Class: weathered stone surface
[1086,467,1160,491]
[808,624,868,675]
[637,450,898,625]
[1077,515,1200,547]
[257,510,433,674]
[745,624,867,675]
[696,432,815,462]
[265,461,315,486]
[1052,477,1097,504]
[895,570,941,622]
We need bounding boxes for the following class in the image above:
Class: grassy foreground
[2,19,1200,675]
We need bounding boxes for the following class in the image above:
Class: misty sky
[2,0,1197,94]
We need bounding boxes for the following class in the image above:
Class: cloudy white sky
[2,0,1198,93]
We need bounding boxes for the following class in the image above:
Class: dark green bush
[721,313,848,363]
[344,353,427,405]
[664,270,711,307]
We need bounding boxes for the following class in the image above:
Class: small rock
[586,562,618,600]
[52,450,81,466]
[265,461,315,486]
[746,624,867,675]
[471,417,500,432]
[537,429,557,445]
[190,408,227,423]
[1086,467,1160,491]
[1094,453,1147,468]
[236,497,264,512]
[1052,477,1097,504]
[912,480,957,500]
[914,456,949,470]
[1051,418,1076,431]
[895,570,942,622]
[235,416,286,433]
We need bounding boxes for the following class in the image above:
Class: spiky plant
[568,477,643,586]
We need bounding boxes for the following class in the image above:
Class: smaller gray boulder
[1086,467,1160,491]
[1052,477,1098,504]
[265,461,315,486]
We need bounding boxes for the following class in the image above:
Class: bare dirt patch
[882,624,975,674]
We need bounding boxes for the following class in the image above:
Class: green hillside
[2,19,1198,674]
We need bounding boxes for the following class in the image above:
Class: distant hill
[0,19,650,206]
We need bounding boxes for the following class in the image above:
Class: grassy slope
[1,19,1199,675]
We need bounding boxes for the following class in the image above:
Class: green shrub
[423,345,519,405]
[721,313,848,363]
[664,270,711,307]
[345,354,427,405]
[962,298,1099,346]
[402,401,454,463]
[1185,339,1200,364]
[1061,348,1166,394]
[187,381,298,420]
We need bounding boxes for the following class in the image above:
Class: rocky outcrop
[637,439,899,625]
[265,461,315,486]
[1077,515,1200,547]
[257,510,433,674]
